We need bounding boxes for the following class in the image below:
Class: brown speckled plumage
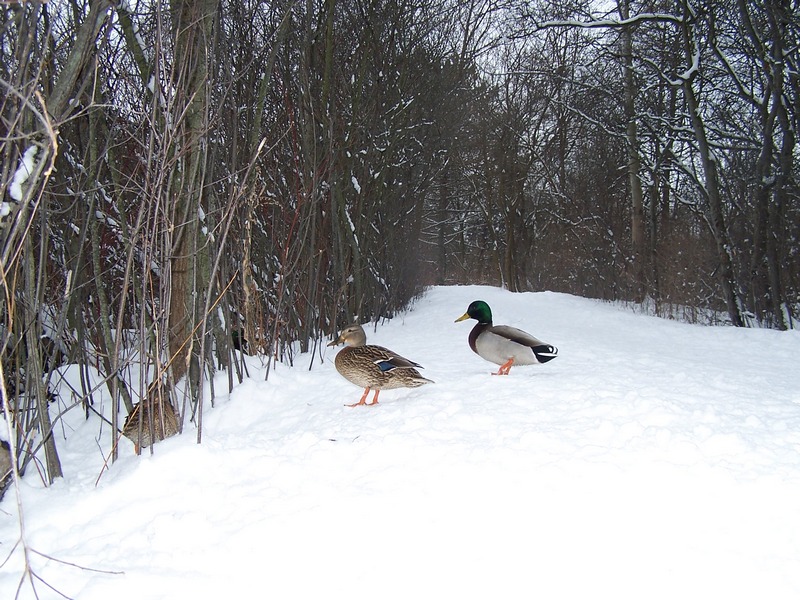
[327,323,433,406]
[122,391,180,452]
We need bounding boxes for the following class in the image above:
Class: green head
[455,300,493,325]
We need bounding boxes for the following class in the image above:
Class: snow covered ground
[2,285,799,599]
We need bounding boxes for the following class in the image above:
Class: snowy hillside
[1,285,799,599]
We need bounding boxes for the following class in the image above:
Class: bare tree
[717,0,798,329]
[2,0,113,483]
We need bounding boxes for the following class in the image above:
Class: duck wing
[366,345,424,372]
[490,325,558,363]
[490,325,547,347]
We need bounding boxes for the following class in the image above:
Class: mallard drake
[455,300,558,375]
[327,323,433,406]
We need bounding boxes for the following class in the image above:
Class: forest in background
[1,0,798,481]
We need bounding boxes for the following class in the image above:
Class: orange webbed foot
[347,388,381,407]
[492,358,514,376]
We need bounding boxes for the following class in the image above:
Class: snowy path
[1,285,799,599]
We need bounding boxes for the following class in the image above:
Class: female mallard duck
[327,323,433,406]
[122,389,179,453]
[455,300,558,375]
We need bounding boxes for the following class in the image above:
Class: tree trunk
[438,168,449,284]
[764,0,793,330]
[168,0,219,385]
[679,13,744,326]
[24,236,62,482]
[618,0,647,301]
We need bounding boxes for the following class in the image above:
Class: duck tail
[532,344,558,363]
